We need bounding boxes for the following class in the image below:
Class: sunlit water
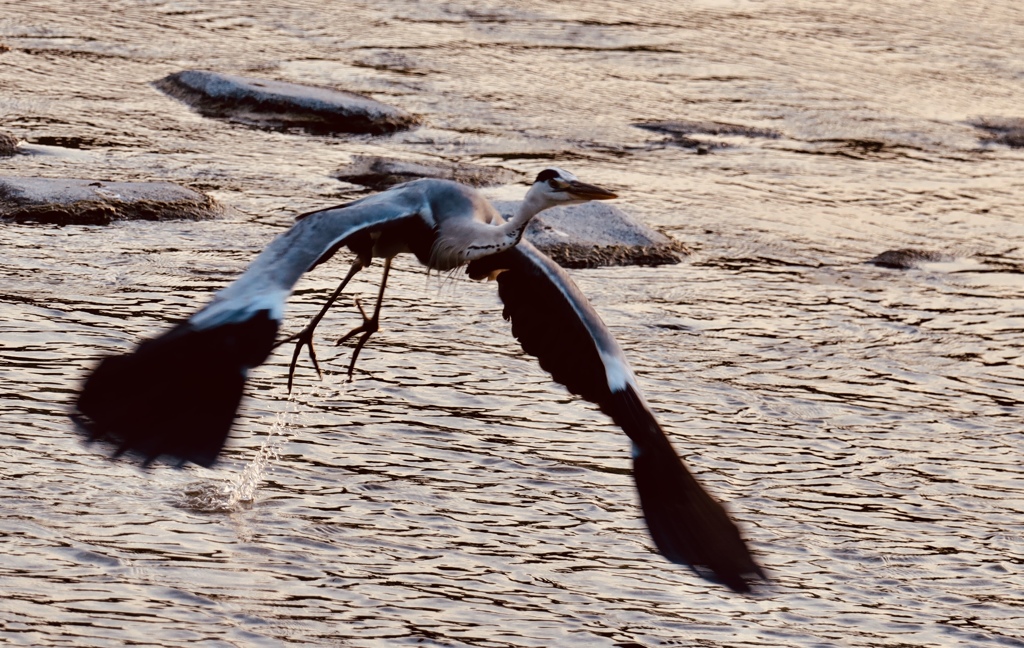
[2,1,1023,646]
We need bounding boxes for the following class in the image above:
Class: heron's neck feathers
[501,190,548,238]
[431,190,552,269]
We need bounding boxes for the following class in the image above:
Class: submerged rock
[638,120,781,139]
[153,70,419,135]
[0,176,223,225]
[0,130,17,156]
[493,201,687,268]
[868,249,953,269]
[637,120,780,150]
[333,155,520,190]
[971,117,1024,148]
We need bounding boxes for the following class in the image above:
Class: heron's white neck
[438,186,557,268]
[499,188,551,242]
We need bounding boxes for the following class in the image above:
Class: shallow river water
[1,1,1023,646]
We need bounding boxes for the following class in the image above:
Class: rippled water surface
[2,1,1024,646]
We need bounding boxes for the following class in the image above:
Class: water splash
[171,416,285,513]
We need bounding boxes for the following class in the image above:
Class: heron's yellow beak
[567,180,618,200]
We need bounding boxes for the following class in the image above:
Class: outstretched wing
[74,311,279,467]
[467,242,763,592]
[74,192,426,467]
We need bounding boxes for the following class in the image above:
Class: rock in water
[334,155,519,190]
[0,130,17,156]
[971,117,1024,148]
[868,249,953,269]
[492,201,687,269]
[0,177,223,225]
[636,120,780,150]
[637,120,780,139]
[153,70,419,135]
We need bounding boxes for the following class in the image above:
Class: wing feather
[468,242,763,591]
[191,190,425,329]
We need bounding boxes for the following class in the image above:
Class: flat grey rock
[153,70,419,135]
[637,120,781,139]
[0,176,223,225]
[868,248,953,269]
[493,201,687,268]
[334,156,520,190]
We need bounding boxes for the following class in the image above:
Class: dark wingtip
[73,311,278,469]
[70,412,99,442]
[689,559,767,594]
[633,446,764,593]
[607,385,762,593]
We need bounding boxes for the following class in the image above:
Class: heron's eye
[548,178,569,191]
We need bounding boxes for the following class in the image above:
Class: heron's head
[529,168,618,206]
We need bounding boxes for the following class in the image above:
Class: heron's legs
[336,256,391,379]
[276,259,365,392]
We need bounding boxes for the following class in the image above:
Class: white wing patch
[190,287,289,329]
[185,188,425,332]
[523,245,639,394]
[599,349,638,393]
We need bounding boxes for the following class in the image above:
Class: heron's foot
[335,296,380,380]
[275,325,323,393]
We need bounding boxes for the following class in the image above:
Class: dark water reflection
[2,1,1024,646]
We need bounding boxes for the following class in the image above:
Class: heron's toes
[284,327,322,392]
[336,310,381,379]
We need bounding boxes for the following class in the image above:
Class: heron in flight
[74,168,763,592]
[276,168,618,390]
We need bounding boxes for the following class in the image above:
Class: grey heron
[74,168,763,592]
[277,167,619,389]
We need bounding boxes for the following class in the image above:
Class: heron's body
[74,169,763,592]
